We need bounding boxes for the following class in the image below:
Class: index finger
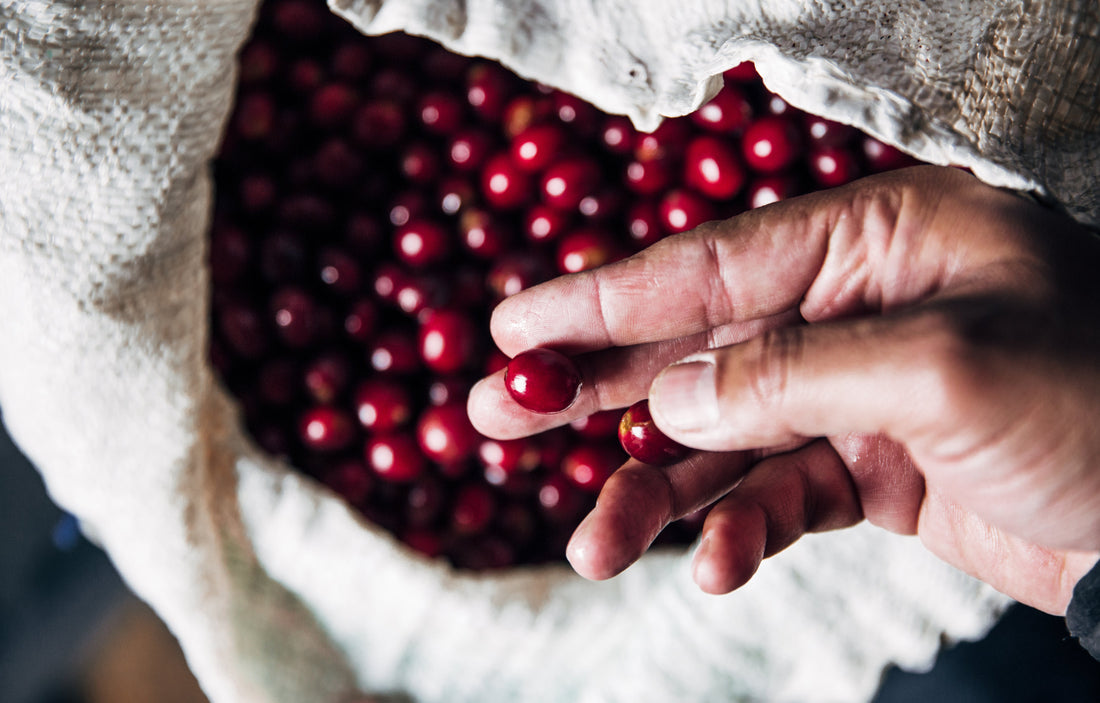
[489,166,958,358]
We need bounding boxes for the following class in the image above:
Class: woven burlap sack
[1,1,1096,701]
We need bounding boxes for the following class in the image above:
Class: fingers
[566,439,861,587]
[916,488,1100,615]
[488,207,823,357]
[489,167,960,359]
[566,449,762,581]
[692,439,862,594]
[467,312,799,439]
[647,300,1009,454]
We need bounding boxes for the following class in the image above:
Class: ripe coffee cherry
[723,61,759,82]
[330,41,372,81]
[368,329,421,374]
[450,483,496,535]
[298,406,356,452]
[400,142,440,184]
[624,156,672,195]
[460,208,510,259]
[419,308,478,374]
[310,83,359,128]
[618,399,691,466]
[343,298,378,343]
[313,138,364,188]
[417,90,464,134]
[537,474,586,524]
[541,157,601,210]
[395,273,447,317]
[487,252,551,300]
[402,529,443,558]
[394,219,451,268]
[405,476,447,527]
[209,223,251,285]
[569,409,622,439]
[552,91,600,136]
[239,173,277,213]
[684,135,745,200]
[577,187,623,222]
[466,62,514,120]
[448,129,493,172]
[626,201,664,249]
[428,376,471,406]
[416,402,481,470]
[270,286,320,347]
[634,119,690,161]
[481,153,532,209]
[659,189,716,233]
[803,114,857,147]
[742,115,801,173]
[600,116,636,155]
[234,92,276,140]
[354,378,413,432]
[502,94,554,137]
[270,0,325,41]
[511,124,565,172]
[288,58,324,94]
[808,145,861,188]
[351,99,405,149]
[524,204,570,244]
[256,357,298,406]
[561,442,624,492]
[747,173,799,208]
[505,348,582,413]
[317,247,361,295]
[692,85,753,133]
[371,262,407,305]
[321,460,374,506]
[862,136,916,172]
[556,227,619,274]
[217,302,269,359]
[366,433,425,482]
[303,352,351,404]
[477,437,540,475]
[239,41,279,85]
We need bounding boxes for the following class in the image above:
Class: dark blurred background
[4,411,1100,703]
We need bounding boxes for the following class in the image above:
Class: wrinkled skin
[469,166,1100,615]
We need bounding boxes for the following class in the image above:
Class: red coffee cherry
[618,399,691,466]
[505,348,582,413]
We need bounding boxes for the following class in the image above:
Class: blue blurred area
[0,412,127,703]
[2,409,1099,703]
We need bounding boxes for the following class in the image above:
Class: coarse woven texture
[3,0,1097,701]
[337,0,1100,228]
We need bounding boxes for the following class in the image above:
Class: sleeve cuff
[1066,558,1100,660]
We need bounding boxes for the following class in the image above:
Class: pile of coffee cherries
[209,0,919,570]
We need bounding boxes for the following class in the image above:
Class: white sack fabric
[1,0,1096,702]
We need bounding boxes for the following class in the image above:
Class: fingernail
[691,535,713,580]
[652,360,718,431]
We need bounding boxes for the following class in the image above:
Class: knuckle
[912,307,996,417]
[737,326,805,411]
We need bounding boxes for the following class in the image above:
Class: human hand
[467,166,1100,615]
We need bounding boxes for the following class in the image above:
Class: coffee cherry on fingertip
[618,399,691,466]
[505,348,582,413]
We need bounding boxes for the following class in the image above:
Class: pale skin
[467,166,1100,615]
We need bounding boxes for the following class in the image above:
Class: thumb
[647,304,986,454]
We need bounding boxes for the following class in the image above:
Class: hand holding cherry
[468,165,1100,615]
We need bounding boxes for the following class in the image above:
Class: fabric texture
[1068,558,1100,660]
[2,1,1097,701]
